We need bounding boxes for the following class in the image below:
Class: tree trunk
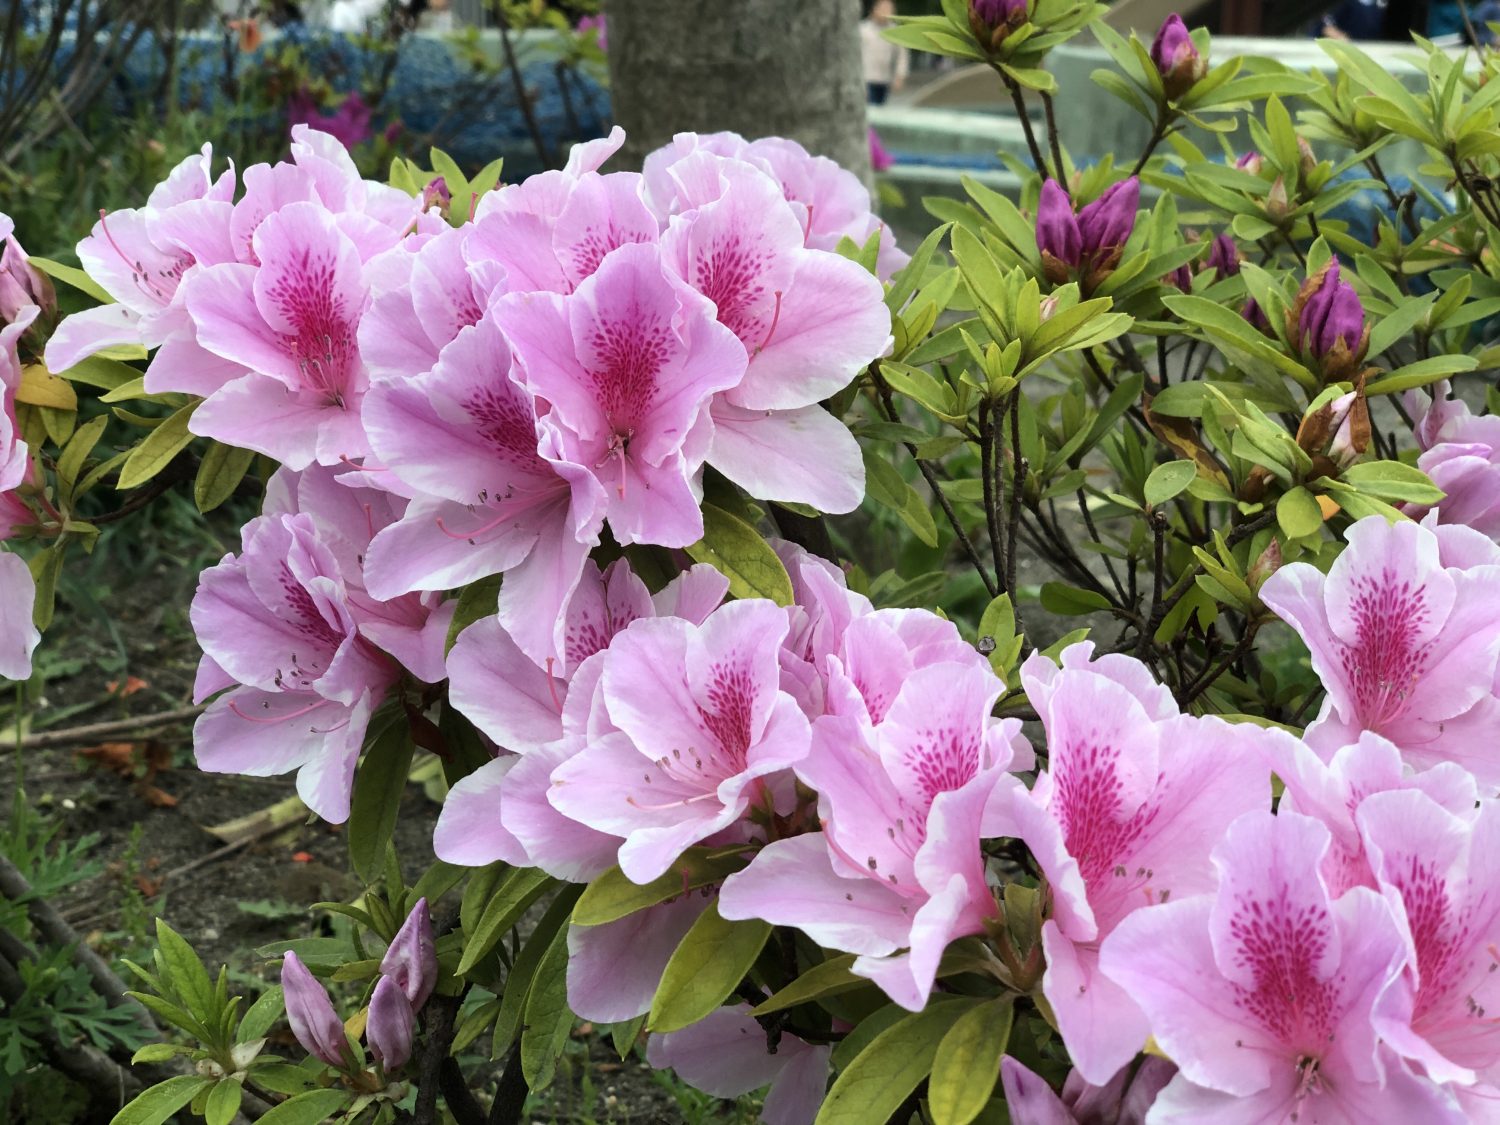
[604,0,869,179]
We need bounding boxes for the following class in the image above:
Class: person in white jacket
[860,0,908,105]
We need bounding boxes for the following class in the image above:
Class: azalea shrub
[8,1,1500,1123]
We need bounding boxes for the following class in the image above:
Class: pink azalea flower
[1259,515,1500,786]
[990,643,1273,1084]
[359,312,592,667]
[46,144,236,374]
[647,1005,831,1125]
[0,306,39,680]
[264,464,454,683]
[1000,1055,1176,1125]
[549,598,811,885]
[1266,729,1477,897]
[359,224,488,384]
[190,511,399,822]
[494,240,746,552]
[1404,383,1500,537]
[1359,790,1500,1102]
[434,559,728,881]
[467,127,657,297]
[657,152,888,512]
[184,200,375,469]
[718,657,1026,1011]
[1100,810,1462,1123]
[642,131,909,279]
[775,540,873,715]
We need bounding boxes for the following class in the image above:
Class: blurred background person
[860,0,907,105]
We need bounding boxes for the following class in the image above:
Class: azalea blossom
[719,655,1026,1010]
[989,643,1273,1084]
[1359,790,1500,1108]
[1405,382,1500,538]
[568,891,715,1022]
[657,151,888,512]
[1260,514,1500,785]
[495,240,746,553]
[190,511,400,822]
[647,1005,831,1125]
[433,559,727,882]
[0,302,39,680]
[1100,810,1462,1123]
[1266,729,1477,897]
[549,598,811,885]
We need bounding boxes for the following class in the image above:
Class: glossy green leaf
[574,848,750,926]
[685,504,795,606]
[347,714,415,885]
[108,1077,213,1125]
[116,401,197,490]
[1144,461,1197,508]
[253,1088,354,1125]
[929,998,1015,1125]
[194,442,257,513]
[648,903,771,1033]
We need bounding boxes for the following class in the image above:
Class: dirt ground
[5,539,736,1124]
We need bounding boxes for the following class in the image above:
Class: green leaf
[457,867,556,975]
[1365,354,1479,396]
[1340,461,1445,504]
[108,1077,213,1125]
[520,921,574,1091]
[155,920,215,1022]
[204,1080,243,1125]
[928,998,1015,1125]
[56,415,109,495]
[55,355,140,391]
[648,903,771,1033]
[1276,486,1325,540]
[194,442,257,513]
[253,1088,354,1125]
[29,256,113,304]
[493,887,583,1054]
[573,848,751,926]
[347,714,415,885]
[684,504,794,605]
[1144,461,1196,508]
[815,997,981,1125]
[751,954,863,1016]
[239,985,284,1042]
[116,401,197,490]
[1040,582,1112,616]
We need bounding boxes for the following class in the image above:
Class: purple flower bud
[969,0,1028,51]
[971,0,1027,29]
[380,897,437,1012]
[1166,263,1193,290]
[1206,233,1239,279]
[281,952,350,1069]
[1242,297,1271,334]
[1234,151,1262,176]
[366,976,415,1070]
[1149,15,1205,97]
[1036,179,1082,270]
[0,233,55,327]
[421,177,451,214]
[1077,177,1140,259]
[869,127,894,173]
[1298,261,1364,359]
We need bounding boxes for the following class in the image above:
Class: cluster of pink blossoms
[0,213,44,680]
[43,128,1500,1122]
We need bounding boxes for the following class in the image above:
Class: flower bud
[1264,175,1291,221]
[1241,297,1272,335]
[282,952,351,1068]
[969,0,1029,52]
[1077,178,1139,260]
[869,127,894,174]
[421,177,451,216]
[1327,388,1370,467]
[380,897,437,1012]
[367,975,415,1070]
[0,239,54,329]
[1036,179,1082,283]
[1234,151,1262,176]
[1150,14,1207,100]
[1165,263,1192,290]
[1247,539,1283,591]
[1206,233,1239,279]
[1295,260,1365,363]
[1038,294,1059,321]
[1297,136,1319,179]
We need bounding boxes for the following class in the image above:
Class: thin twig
[13,705,204,751]
[1039,90,1067,183]
[870,364,998,598]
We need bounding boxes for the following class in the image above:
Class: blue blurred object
[22,20,610,173]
